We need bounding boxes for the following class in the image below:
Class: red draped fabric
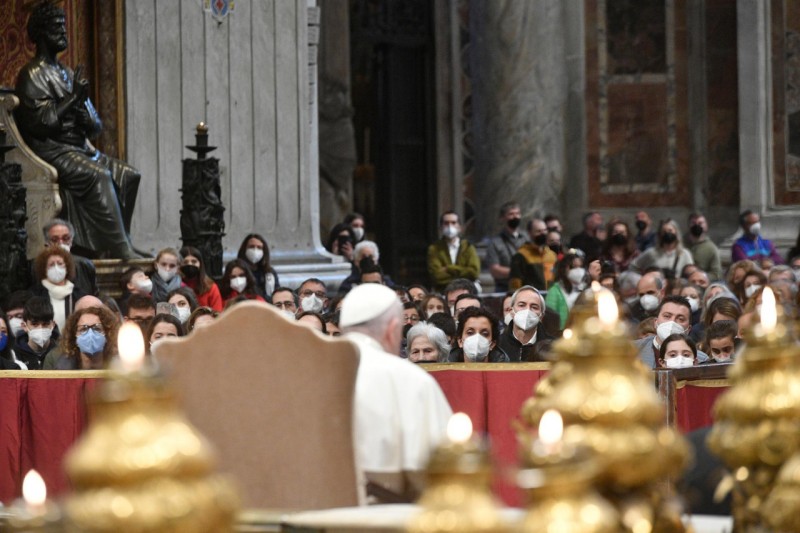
[675,383,729,434]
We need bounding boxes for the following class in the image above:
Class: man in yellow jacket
[427,211,480,293]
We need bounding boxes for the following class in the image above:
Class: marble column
[734,0,800,253]
[470,0,574,237]
[124,0,350,287]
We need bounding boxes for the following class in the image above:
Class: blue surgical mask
[0,332,6,351]
[76,329,106,355]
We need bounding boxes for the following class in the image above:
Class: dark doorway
[350,1,436,285]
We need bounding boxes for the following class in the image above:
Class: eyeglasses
[77,324,104,335]
[273,301,296,309]
[403,315,420,324]
[49,236,72,244]
[299,290,326,299]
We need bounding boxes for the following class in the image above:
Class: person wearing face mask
[625,271,665,323]
[236,233,280,299]
[569,211,604,264]
[684,213,722,281]
[220,259,266,305]
[657,334,698,369]
[167,287,199,327]
[500,293,514,334]
[29,247,87,332]
[635,295,709,368]
[14,296,61,369]
[3,290,32,340]
[339,283,452,501]
[599,220,639,273]
[42,218,98,296]
[115,266,154,317]
[732,210,784,269]
[509,219,558,291]
[545,253,587,329]
[634,211,657,252]
[702,320,741,364]
[339,241,396,294]
[630,219,694,281]
[427,211,480,292]
[46,306,119,370]
[0,309,27,369]
[486,202,529,292]
[179,246,224,312]
[447,306,509,363]
[678,284,704,328]
[149,247,183,303]
[741,270,768,306]
[344,213,367,243]
[498,285,554,362]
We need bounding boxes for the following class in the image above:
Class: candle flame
[118,322,145,372]
[598,289,619,327]
[591,281,602,292]
[761,286,776,333]
[539,409,563,446]
[22,469,46,506]
[563,328,573,340]
[447,412,473,444]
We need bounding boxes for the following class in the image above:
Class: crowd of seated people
[1,208,799,372]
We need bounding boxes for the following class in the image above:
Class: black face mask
[611,233,627,246]
[635,220,647,231]
[661,232,677,245]
[690,224,703,237]
[180,264,200,279]
[507,217,521,230]
[533,234,547,246]
[549,243,561,254]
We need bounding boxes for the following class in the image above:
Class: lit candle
[22,469,46,514]
[761,286,776,334]
[117,321,145,373]
[597,290,618,329]
[447,412,473,444]
[538,409,563,455]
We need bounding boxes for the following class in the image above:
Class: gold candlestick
[407,413,507,533]
[519,286,689,533]
[516,410,618,533]
[62,323,239,532]
[708,288,800,532]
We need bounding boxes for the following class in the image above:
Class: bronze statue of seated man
[15,1,141,259]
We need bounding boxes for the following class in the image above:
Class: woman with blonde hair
[630,219,694,280]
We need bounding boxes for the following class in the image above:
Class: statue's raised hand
[72,65,89,103]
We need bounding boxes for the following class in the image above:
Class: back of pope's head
[340,283,403,354]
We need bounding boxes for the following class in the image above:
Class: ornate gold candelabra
[407,413,507,533]
[62,323,239,532]
[708,288,800,532]
[519,286,689,533]
[516,410,619,533]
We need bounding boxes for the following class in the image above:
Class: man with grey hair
[340,283,452,502]
[41,218,98,296]
[628,271,665,323]
[497,285,554,361]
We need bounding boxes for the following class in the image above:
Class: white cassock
[346,332,452,492]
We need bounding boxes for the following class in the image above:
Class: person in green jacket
[545,252,588,329]
[427,211,480,292]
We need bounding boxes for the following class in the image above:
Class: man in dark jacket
[14,296,61,370]
[498,285,554,362]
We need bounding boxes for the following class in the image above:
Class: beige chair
[154,301,363,510]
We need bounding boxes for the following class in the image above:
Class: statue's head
[27,1,67,52]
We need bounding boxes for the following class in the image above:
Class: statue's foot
[118,248,145,260]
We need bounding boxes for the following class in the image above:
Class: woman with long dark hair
[236,233,279,298]
[179,246,223,312]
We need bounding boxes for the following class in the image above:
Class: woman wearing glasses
[44,306,119,370]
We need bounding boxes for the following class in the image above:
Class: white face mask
[656,320,686,341]
[744,284,761,299]
[136,278,153,294]
[245,247,264,264]
[567,267,586,286]
[230,276,247,293]
[686,297,700,313]
[9,317,24,337]
[749,222,761,236]
[513,309,540,331]
[47,265,67,284]
[301,294,324,313]
[712,353,732,363]
[175,306,191,324]
[28,327,53,348]
[157,267,176,283]
[665,355,694,369]
[59,243,71,253]
[352,227,365,241]
[640,294,660,311]
[462,334,491,362]
[504,313,514,326]
[442,225,459,239]
[281,310,297,320]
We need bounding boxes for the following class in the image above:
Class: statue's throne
[0,90,60,259]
